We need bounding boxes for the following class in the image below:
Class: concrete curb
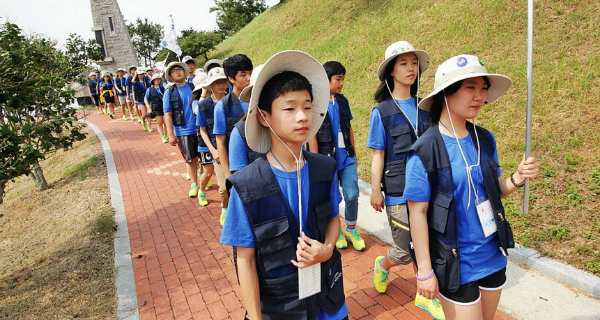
[81,119,140,320]
[355,179,600,299]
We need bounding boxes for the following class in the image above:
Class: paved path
[86,111,515,319]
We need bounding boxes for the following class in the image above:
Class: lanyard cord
[259,110,305,234]
[442,95,481,208]
[384,60,421,138]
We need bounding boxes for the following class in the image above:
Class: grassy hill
[208,0,600,275]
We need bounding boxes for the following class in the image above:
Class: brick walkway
[85,110,514,320]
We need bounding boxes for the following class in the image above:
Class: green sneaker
[373,256,389,293]
[336,229,347,249]
[415,293,445,320]
[344,227,365,251]
[161,135,168,143]
[147,126,153,133]
[188,183,199,198]
[122,114,127,120]
[220,207,227,226]
[129,114,135,120]
[198,192,208,206]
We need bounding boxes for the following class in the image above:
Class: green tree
[127,18,164,67]
[178,29,225,61]
[0,22,86,203]
[64,33,103,84]
[210,0,267,37]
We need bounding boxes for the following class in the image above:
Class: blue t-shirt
[403,130,506,284]
[327,98,356,171]
[228,126,249,172]
[220,162,346,320]
[124,76,134,94]
[113,77,127,96]
[366,98,419,206]
[213,93,249,135]
[99,80,114,91]
[194,99,209,152]
[163,83,196,136]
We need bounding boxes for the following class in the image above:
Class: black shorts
[439,267,506,305]
[92,95,100,106]
[104,95,115,103]
[176,135,198,163]
[199,151,214,165]
[151,105,164,116]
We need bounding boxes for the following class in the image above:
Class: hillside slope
[210,0,600,275]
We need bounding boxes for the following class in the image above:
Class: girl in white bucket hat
[367,40,445,320]
[404,55,539,320]
[220,50,348,319]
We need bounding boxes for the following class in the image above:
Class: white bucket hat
[245,50,329,153]
[150,72,163,82]
[182,55,198,67]
[135,69,146,76]
[418,54,512,111]
[200,67,228,91]
[192,71,209,93]
[203,58,223,71]
[377,41,430,81]
[164,62,189,83]
[239,64,264,103]
[89,72,96,77]
[116,68,126,73]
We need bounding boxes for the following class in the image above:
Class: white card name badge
[337,130,345,149]
[298,263,321,299]
[475,197,497,237]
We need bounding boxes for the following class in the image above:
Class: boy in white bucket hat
[404,55,539,320]
[220,50,348,319]
[182,55,199,84]
[193,67,228,207]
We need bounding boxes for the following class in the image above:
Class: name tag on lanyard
[337,130,345,149]
[298,263,321,299]
[475,197,497,237]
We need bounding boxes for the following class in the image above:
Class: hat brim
[418,73,512,111]
[200,74,227,91]
[203,59,223,70]
[165,62,189,83]
[377,50,430,81]
[245,50,329,154]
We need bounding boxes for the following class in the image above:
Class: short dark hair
[223,54,253,79]
[258,71,313,113]
[429,76,491,123]
[323,61,346,81]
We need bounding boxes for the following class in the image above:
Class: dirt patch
[0,126,117,319]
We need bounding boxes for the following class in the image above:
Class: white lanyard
[385,81,419,137]
[442,100,481,209]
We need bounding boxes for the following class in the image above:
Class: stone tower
[90,0,138,71]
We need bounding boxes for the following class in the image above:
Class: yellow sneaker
[206,180,212,189]
[122,115,127,120]
[336,229,347,249]
[188,183,199,198]
[220,208,227,226]
[198,192,208,206]
[147,126,153,133]
[344,227,365,251]
[373,256,390,293]
[415,293,446,320]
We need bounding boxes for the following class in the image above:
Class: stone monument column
[90,0,139,71]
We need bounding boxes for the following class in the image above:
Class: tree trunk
[29,163,48,191]
[0,180,7,205]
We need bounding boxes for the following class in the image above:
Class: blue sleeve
[213,101,227,135]
[329,171,341,218]
[125,77,131,86]
[366,108,386,150]
[228,128,249,172]
[195,101,207,127]
[163,88,172,112]
[490,131,501,177]
[403,152,431,202]
[220,187,255,248]
[145,88,151,98]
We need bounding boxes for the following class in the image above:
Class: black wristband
[510,172,524,188]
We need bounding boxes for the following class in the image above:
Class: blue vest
[227,152,345,319]
[315,94,354,158]
[133,80,147,103]
[374,97,430,197]
[233,120,265,166]
[114,77,125,91]
[411,123,514,293]
[220,92,245,150]
[88,79,99,95]
[197,96,217,148]
[148,86,164,111]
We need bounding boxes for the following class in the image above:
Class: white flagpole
[524,0,534,214]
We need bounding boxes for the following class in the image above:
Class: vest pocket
[430,237,460,293]
[382,160,406,196]
[389,124,412,154]
[254,216,297,273]
[318,249,345,314]
[430,192,452,234]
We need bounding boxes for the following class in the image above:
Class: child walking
[145,73,166,139]
[220,50,348,320]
